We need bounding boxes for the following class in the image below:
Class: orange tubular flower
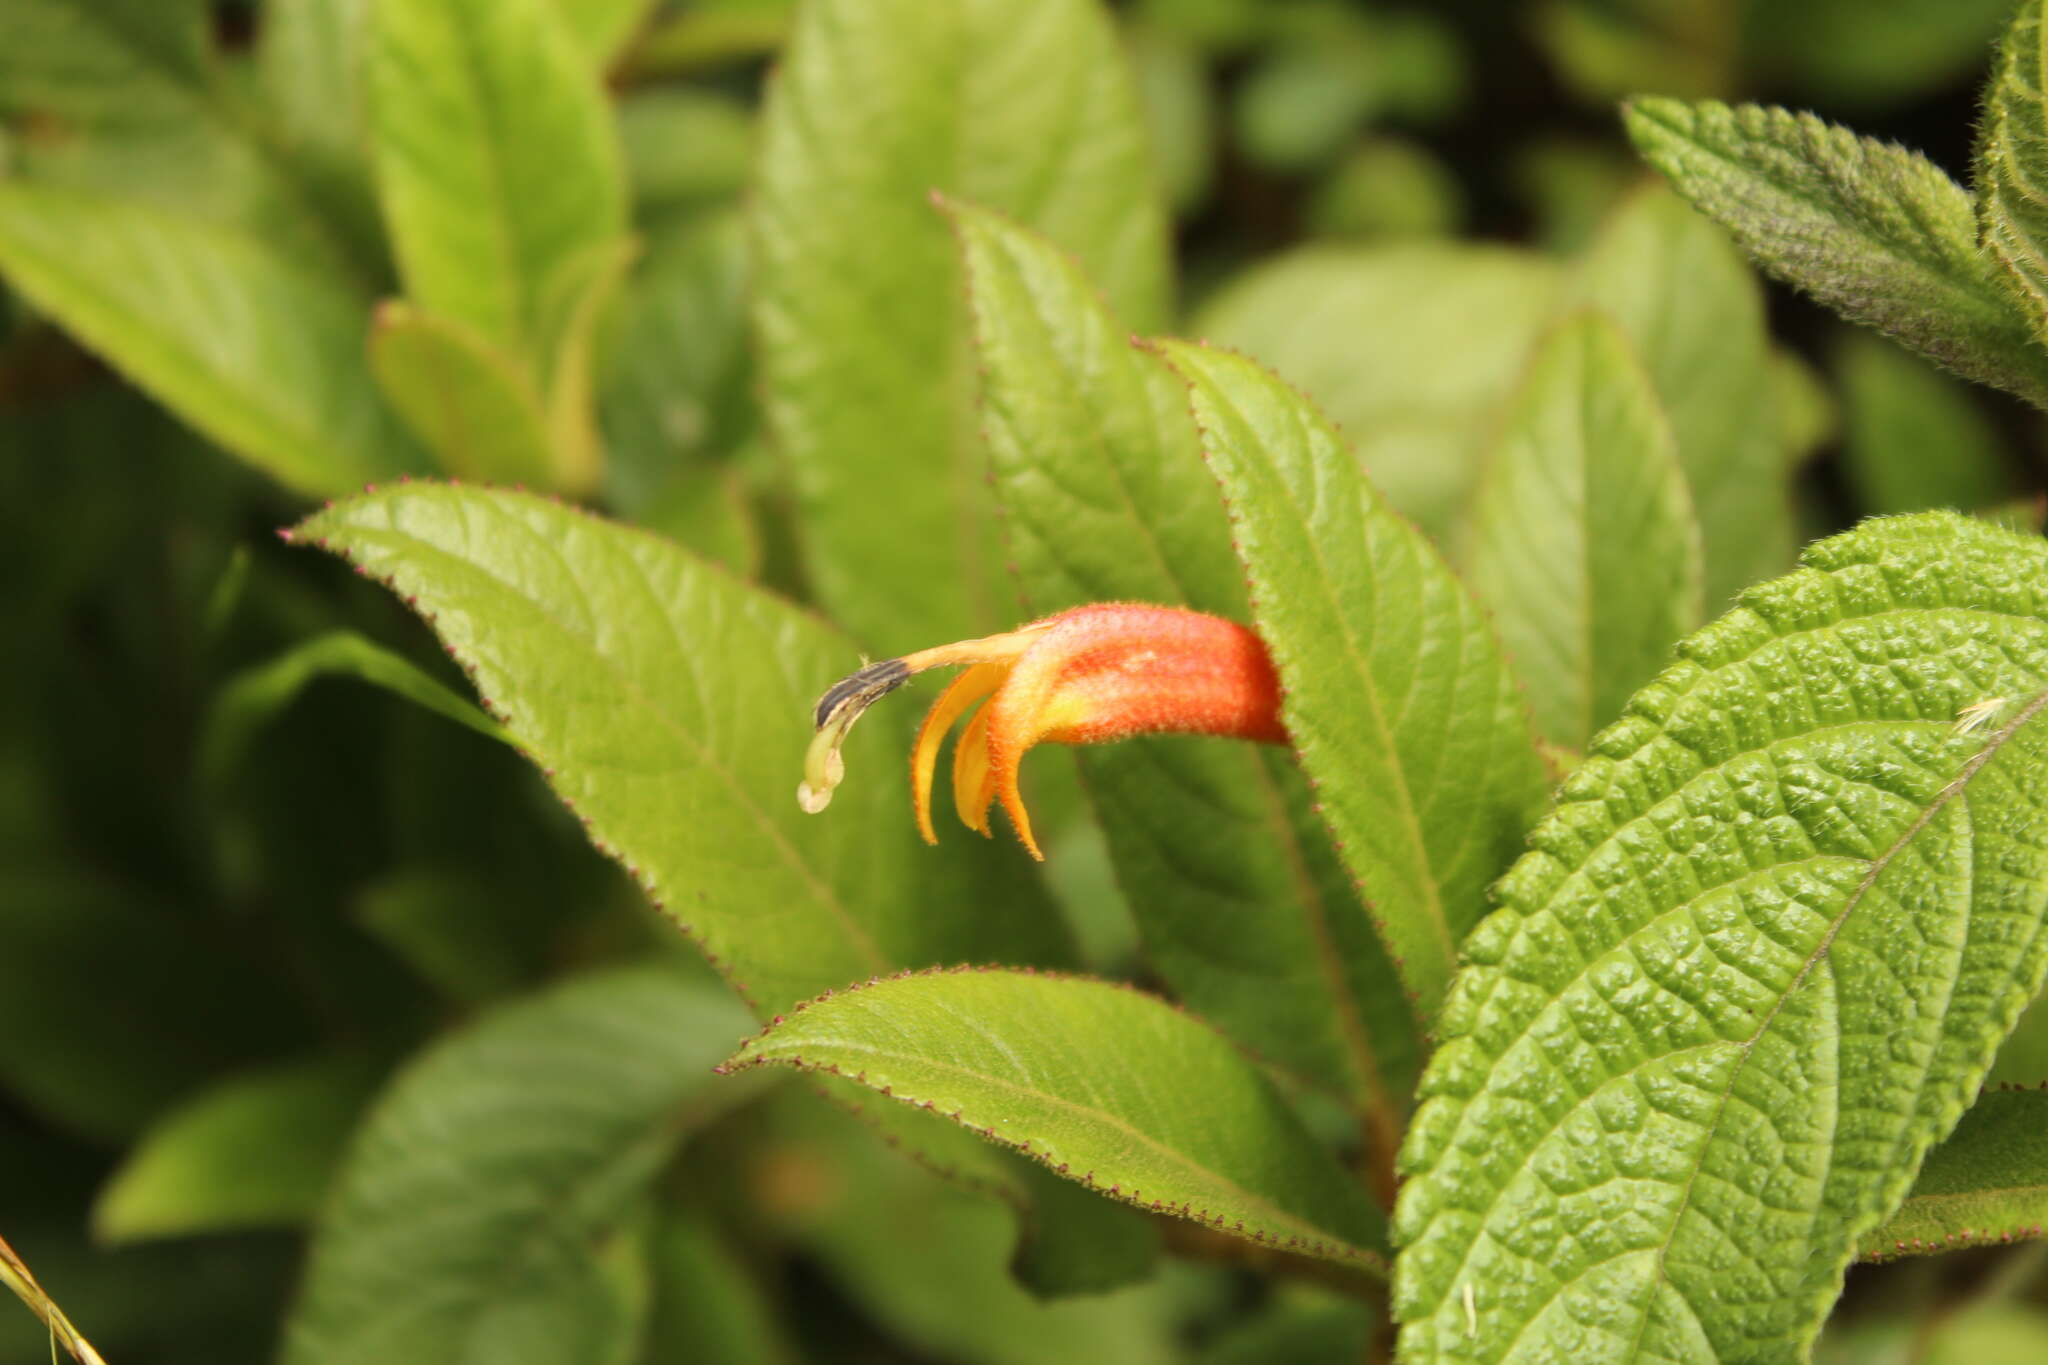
[798,604,1287,859]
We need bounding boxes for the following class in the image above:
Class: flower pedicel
[799,603,1286,859]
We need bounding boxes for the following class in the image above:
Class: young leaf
[1836,330,2012,516]
[1157,341,1549,1022]
[199,629,509,791]
[369,0,627,362]
[367,305,556,486]
[1395,514,2048,1361]
[723,968,1389,1270]
[282,965,755,1365]
[0,182,424,497]
[290,483,1069,1013]
[1191,245,1561,541]
[94,1057,380,1244]
[1467,311,1702,752]
[947,199,1421,1150]
[1623,97,2048,411]
[1574,186,1786,606]
[753,0,1169,648]
[1980,0,2048,342]
[1859,1088,2048,1261]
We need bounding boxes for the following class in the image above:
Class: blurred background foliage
[2,0,2047,1361]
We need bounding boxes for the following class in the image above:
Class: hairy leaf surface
[1159,341,1548,1022]
[1860,1088,2048,1261]
[948,200,1420,1138]
[0,183,423,496]
[724,968,1388,1269]
[283,965,754,1365]
[1979,1,2048,343]
[370,0,627,361]
[1395,514,2048,1362]
[1625,97,2048,410]
[293,484,1067,1013]
[753,0,1168,648]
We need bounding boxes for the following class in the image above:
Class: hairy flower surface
[800,604,1285,858]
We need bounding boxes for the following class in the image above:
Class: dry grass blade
[0,1231,107,1365]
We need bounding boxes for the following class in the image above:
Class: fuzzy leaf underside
[1395,513,2048,1363]
[948,200,1420,1131]
[292,484,1068,1016]
[1979,0,2048,345]
[753,0,1171,650]
[283,966,754,1365]
[1468,311,1703,753]
[724,968,1389,1269]
[1625,97,2048,411]
[1860,1088,2048,1262]
[1159,341,1550,1024]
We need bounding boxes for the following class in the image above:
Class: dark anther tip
[812,657,912,730]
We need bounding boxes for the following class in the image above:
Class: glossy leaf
[1191,245,1561,539]
[1468,312,1702,752]
[291,483,1068,1013]
[1860,1088,2048,1261]
[369,0,627,361]
[1158,340,1549,1022]
[1979,1,2048,342]
[724,968,1388,1269]
[199,629,508,791]
[94,1057,380,1243]
[1836,331,2011,516]
[368,305,556,485]
[283,965,755,1365]
[1624,97,2048,411]
[0,182,423,497]
[1395,514,2048,1361]
[753,0,1169,648]
[1574,186,1787,606]
[949,199,1420,1146]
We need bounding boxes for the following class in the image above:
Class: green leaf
[1573,185,1787,607]
[545,0,654,68]
[1623,97,2048,412]
[368,304,556,485]
[369,0,627,362]
[542,235,638,499]
[724,968,1388,1269]
[0,182,424,497]
[94,1056,381,1244]
[291,483,1069,1014]
[1980,1,2048,343]
[1991,993,2048,1087]
[200,629,509,791]
[1157,340,1549,1023]
[642,1205,796,1365]
[947,199,1420,1153]
[355,867,544,1004]
[1195,1286,1378,1365]
[618,89,753,228]
[1837,331,2012,517]
[1191,244,1561,540]
[1773,346,1837,469]
[757,1085,1188,1365]
[0,0,364,273]
[1006,1156,1163,1299]
[1860,1088,2048,1261]
[257,0,385,270]
[753,0,1169,648]
[1468,312,1702,752]
[601,212,755,516]
[1394,513,2048,1362]
[283,965,755,1365]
